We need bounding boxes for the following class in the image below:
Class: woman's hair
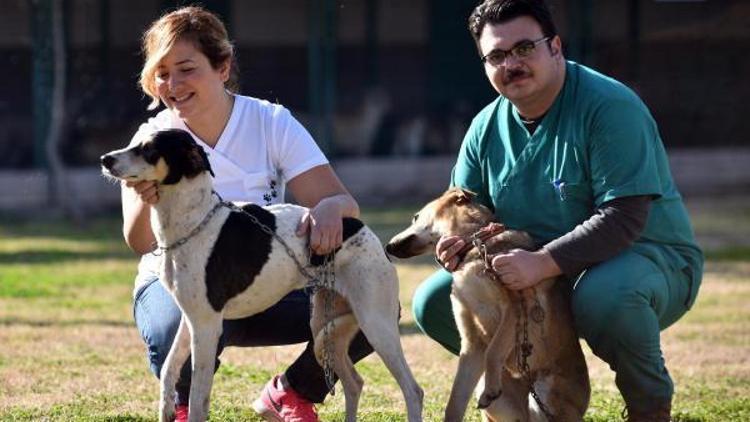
[139,6,239,110]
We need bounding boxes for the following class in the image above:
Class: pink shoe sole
[252,398,284,422]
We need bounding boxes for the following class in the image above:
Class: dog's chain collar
[153,195,225,254]
[435,223,505,272]
[220,198,338,393]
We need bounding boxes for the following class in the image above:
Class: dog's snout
[100,154,116,170]
[385,234,417,258]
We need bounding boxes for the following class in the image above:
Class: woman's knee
[133,280,183,374]
[145,314,182,373]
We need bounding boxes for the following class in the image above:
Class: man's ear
[549,35,562,57]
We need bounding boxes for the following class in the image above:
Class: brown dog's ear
[453,188,477,205]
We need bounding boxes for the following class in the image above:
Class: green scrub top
[452,61,703,303]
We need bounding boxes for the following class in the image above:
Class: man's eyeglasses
[480,37,551,67]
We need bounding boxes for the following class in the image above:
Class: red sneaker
[174,403,189,422]
[252,375,320,422]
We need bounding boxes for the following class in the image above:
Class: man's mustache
[503,68,530,84]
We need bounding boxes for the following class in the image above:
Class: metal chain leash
[514,295,555,421]
[150,190,338,391]
[469,229,555,421]
[316,254,337,395]
[221,200,338,393]
[152,199,225,254]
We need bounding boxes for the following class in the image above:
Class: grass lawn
[1,196,749,421]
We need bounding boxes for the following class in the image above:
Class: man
[411,1,703,420]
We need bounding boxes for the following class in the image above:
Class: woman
[124,7,372,422]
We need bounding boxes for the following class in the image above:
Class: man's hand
[296,198,344,255]
[491,249,562,290]
[435,235,466,271]
[125,180,159,204]
[436,223,506,272]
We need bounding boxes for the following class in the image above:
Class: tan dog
[386,188,589,422]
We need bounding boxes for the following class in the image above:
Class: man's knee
[571,278,616,344]
[573,281,661,365]
[411,271,461,354]
[412,280,439,333]
[572,252,662,331]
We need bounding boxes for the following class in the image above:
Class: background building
[1,0,748,169]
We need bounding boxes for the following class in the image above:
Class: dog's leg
[356,316,423,422]
[482,369,530,422]
[529,374,586,422]
[160,315,191,422]
[341,266,423,422]
[444,295,485,422]
[314,314,362,422]
[311,290,364,422]
[477,309,516,409]
[185,312,223,422]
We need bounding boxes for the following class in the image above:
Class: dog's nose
[384,242,396,255]
[100,154,116,169]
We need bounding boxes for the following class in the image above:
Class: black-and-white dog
[101,129,423,422]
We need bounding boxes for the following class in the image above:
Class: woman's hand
[125,180,160,204]
[296,197,344,255]
[121,180,158,254]
[287,164,359,256]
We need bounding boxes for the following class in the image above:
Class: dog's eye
[141,146,160,163]
[412,213,419,223]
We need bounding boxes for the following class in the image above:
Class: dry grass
[1,261,748,421]
[1,198,749,420]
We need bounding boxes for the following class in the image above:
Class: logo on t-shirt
[263,180,278,205]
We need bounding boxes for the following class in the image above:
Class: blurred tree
[34,0,84,222]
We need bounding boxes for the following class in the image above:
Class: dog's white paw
[159,397,176,422]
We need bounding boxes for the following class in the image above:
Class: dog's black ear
[194,145,215,177]
[180,136,213,179]
[158,129,213,184]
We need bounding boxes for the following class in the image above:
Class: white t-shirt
[131,94,328,294]
[130,94,328,205]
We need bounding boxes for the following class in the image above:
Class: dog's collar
[435,223,505,271]
[153,191,225,254]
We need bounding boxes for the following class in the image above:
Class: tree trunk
[45,0,84,223]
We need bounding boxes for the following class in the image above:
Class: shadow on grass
[0,214,123,241]
[0,249,133,265]
[704,246,750,262]
[399,321,424,336]
[0,317,132,328]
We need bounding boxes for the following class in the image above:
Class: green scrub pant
[411,249,696,412]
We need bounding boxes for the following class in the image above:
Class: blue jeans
[133,274,373,404]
